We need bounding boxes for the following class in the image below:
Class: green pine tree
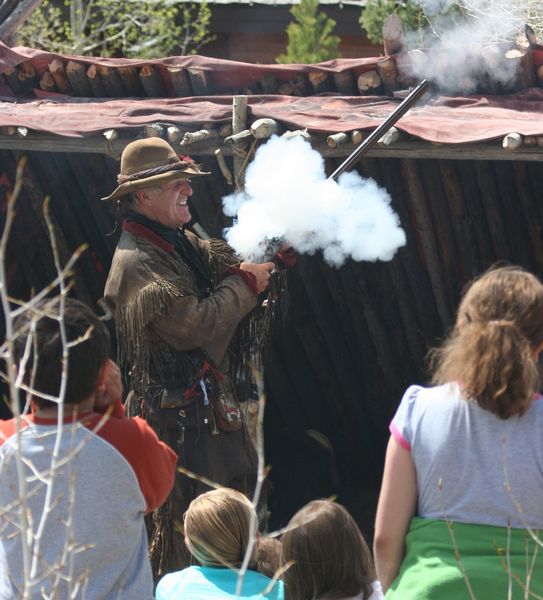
[277,0,341,64]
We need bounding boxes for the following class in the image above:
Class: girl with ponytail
[374,266,543,599]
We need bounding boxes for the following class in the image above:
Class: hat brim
[101,165,210,201]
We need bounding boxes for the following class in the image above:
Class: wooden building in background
[191,0,379,63]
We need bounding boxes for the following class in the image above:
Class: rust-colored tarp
[2,44,543,144]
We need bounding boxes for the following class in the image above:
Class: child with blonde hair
[156,488,284,599]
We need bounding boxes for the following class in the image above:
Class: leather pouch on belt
[144,387,199,429]
[159,387,198,409]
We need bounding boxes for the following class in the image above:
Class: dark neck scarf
[127,211,213,297]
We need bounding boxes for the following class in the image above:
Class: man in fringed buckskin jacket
[101,138,279,578]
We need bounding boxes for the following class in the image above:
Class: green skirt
[386,517,543,600]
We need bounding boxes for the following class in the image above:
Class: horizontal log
[357,70,382,95]
[224,129,252,144]
[327,132,348,148]
[118,66,145,97]
[86,64,107,97]
[260,73,278,94]
[351,130,365,145]
[103,129,118,142]
[167,66,192,97]
[144,123,164,138]
[140,65,167,97]
[66,60,93,97]
[167,125,181,143]
[250,118,278,139]
[376,57,399,95]
[98,65,126,98]
[309,70,333,94]
[180,129,218,145]
[378,126,402,146]
[187,68,212,95]
[39,71,57,93]
[3,66,27,95]
[503,132,523,150]
[2,132,543,163]
[281,129,311,141]
[49,58,72,94]
[333,70,356,95]
[19,61,38,94]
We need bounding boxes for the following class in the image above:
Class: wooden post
[232,95,249,189]
[215,148,234,186]
[382,14,405,55]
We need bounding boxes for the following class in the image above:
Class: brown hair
[255,537,282,579]
[184,488,256,569]
[281,500,375,600]
[430,266,543,419]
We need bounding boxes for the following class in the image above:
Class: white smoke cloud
[222,136,406,268]
[403,0,533,92]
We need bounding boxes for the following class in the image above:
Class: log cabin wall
[2,147,543,536]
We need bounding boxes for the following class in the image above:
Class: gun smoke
[404,0,535,92]
[222,136,406,268]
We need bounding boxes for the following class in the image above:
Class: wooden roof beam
[1,132,543,162]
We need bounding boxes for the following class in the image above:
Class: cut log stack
[2,43,541,103]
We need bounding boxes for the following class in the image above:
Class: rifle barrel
[328,78,430,181]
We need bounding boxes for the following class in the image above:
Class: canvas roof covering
[2,43,543,145]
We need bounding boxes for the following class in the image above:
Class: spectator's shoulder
[0,417,30,449]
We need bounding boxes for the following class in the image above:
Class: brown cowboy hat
[101,138,209,201]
